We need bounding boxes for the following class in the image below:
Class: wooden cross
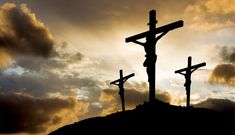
[175,56,206,108]
[125,10,183,102]
[110,70,135,111]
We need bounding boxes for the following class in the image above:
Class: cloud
[209,64,235,85]
[0,93,89,134]
[194,98,235,113]
[0,39,89,98]
[14,50,84,71]
[99,88,172,115]
[206,45,235,64]
[0,52,11,68]
[0,3,55,67]
[0,67,99,98]
[219,46,235,63]
[184,0,235,31]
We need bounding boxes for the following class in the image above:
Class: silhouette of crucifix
[126,10,183,102]
[110,70,135,111]
[175,56,206,108]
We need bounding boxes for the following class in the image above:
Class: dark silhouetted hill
[49,100,235,134]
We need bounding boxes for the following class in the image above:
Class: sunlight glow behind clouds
[0,0,234,134]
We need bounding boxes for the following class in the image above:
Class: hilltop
[49,100,235,134]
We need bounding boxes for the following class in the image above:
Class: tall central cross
[175,56,206,108]
[125,10,183,102]
[110,70,135,111]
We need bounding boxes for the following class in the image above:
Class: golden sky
[0,0,234,134]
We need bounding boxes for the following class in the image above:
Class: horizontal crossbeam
[125,20,183,43]
[175,62,206,73]
[110,73,135,84]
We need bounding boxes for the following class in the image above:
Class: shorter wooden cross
[175,56,206,108]
[110,70,135,111]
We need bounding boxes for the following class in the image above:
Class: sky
[0,0,234,134]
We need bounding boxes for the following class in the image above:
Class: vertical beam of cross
[186,57,192,108]
[146,10,157,102]
[125,10,183,102]
[110,70,135,111]
[175,56,206,108]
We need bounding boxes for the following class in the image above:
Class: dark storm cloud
[14,56,64,71]
[209,64,235,85]
[0,3,55,58]
[0,37,99,101]
[0,69,97,97]
[195,98,235,113]
[14,51,84,71]
[0,71,62,96]
[0,93,88,134]
[219,46,235,63]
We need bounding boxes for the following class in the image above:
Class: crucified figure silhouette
[175,56,206,108]
[132,31,168,82]
[126,10,183,102]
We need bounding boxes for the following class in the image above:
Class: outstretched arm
[113,83,119,86]
[110,82,119,86]
[132,40,145,46]
[155,31,169,42]
[191,68,198,73]
[123,77,129,83]
[178,72,186,76]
